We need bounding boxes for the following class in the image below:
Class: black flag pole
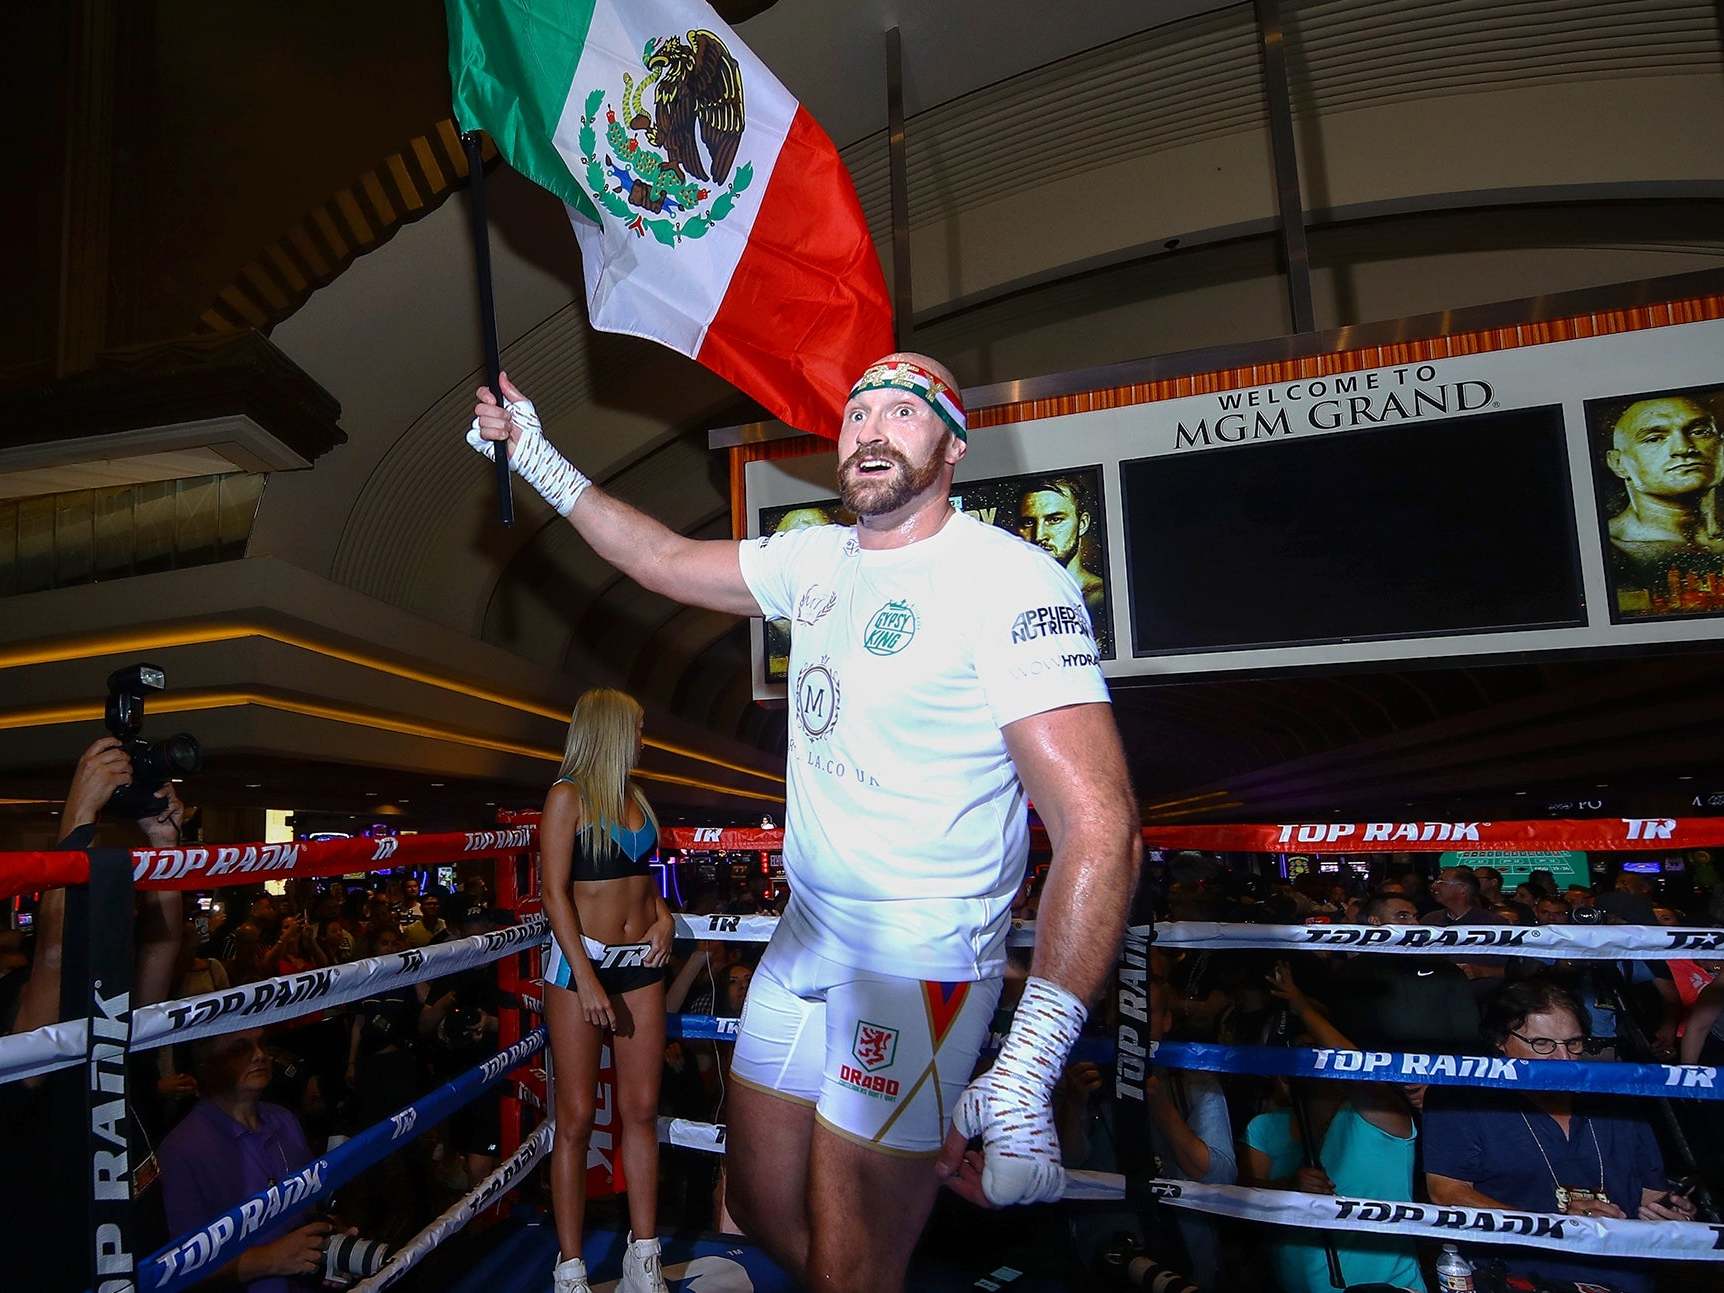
[461,130,514,527]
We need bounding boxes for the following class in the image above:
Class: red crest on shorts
[852,1020,898,1072]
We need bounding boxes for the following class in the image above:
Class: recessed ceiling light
[244,783,262,789]
[429,783,445,788]
[365,791,377,796]
[1679,775,1695,781]
[399,799,410,804]
[1515,791,1528,796]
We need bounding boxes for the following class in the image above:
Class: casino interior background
[3,0,1724,845]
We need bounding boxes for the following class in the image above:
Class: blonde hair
[556,688,656,855]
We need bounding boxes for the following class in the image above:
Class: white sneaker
[553,1254,592,1293]
[619,1233,668,1293]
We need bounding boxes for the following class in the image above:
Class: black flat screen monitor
[1122,406,1587,655]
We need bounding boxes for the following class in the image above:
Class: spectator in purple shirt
[159,1028,333,1292]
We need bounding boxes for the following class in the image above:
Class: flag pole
[461,130,514,527]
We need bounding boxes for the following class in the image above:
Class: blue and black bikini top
[559,780,657,882]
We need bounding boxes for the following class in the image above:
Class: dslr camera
[104,664,201,819]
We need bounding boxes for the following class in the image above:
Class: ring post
[62,848,136,1293]
[1111,920,1161,1272]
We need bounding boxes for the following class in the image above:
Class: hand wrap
[951,975,1086,1205]
[466,393,590,515]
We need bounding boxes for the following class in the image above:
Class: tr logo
[693,827,724,843]
[371,837,399,861]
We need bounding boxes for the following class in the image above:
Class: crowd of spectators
[6,744,1722,1293]
[93,873,501,1286]
[0,743,518,1291]
[1038,854,1724,1292]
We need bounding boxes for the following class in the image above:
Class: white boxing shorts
[730,917,1002,1155]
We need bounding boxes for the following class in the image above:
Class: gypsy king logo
[863,599,917,656]
[852,1020,898,1072]
[577,31,753,243]
[795,657,840,740]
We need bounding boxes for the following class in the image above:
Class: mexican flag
[445,0,894,439]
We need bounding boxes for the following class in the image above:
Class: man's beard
[1035,536,1078,566]
[838,443,945,516]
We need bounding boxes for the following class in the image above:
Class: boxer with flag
[463,344,1137,1292]
[451,7,1137,1293]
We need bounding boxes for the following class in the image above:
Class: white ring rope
[671,913,1724,958]
[352,1120,555,1292]
[0,917,549,1086]
[1152,919,1724,960]
[653,1118,1724,1261]
[10,911,1710,1088]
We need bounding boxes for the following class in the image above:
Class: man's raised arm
[469,373,762,617]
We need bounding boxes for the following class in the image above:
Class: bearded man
[466,352,1138,1293]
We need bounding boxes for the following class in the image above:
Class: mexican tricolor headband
[847,360,969,442]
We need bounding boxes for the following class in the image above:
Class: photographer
[264,913,329,978]
[159,1029,347,1292]
[0,736,204,1290]
[9,735,190,1040]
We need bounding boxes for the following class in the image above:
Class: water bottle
[1435,1243,1475,1292]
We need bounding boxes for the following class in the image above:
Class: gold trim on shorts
[814,1111,942,1159]
[730,1069,819,1109]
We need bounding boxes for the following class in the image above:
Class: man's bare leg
[804,1121,943,1293]
[723,1075,816,1279]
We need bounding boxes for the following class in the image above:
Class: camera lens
[135,734,202,789]
[163,733,202,774]
[323,1233,390,1279]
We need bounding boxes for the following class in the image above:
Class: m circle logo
[795,658,840,740]
[863,599,918,656]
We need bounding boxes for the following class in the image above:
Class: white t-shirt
[739,510,1111,980]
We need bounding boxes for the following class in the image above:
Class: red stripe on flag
[698,106,895,439]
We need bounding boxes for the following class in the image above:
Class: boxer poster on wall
[1583,383,1724,622]
[757,464,1114,681]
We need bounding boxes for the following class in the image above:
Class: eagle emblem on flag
[852,1020,898,1072]
[578,30,753,244]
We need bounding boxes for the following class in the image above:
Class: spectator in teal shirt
[1241,962,1427,1293]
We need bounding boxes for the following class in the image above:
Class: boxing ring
[5,816,1724,1292]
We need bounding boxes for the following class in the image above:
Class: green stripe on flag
[444,0,601,222]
